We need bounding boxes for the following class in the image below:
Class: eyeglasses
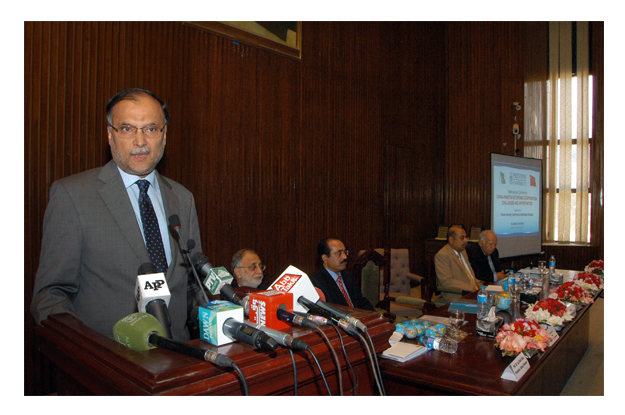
[109,124,165,139]
[332,250,349,258]
[237,263,266,272]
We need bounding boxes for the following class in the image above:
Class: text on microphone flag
[272,274,301,292]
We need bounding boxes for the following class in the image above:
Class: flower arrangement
[574,271,604,293]
[524,297,574,328]
[495,318,552,357]
[549,281,594,306]
[584,259,604,276]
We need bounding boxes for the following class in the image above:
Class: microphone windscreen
[113,313,165,352]
[191,252,208,269]
[138,262,158,275]
[269,265,320,313]
[168,214,181,229]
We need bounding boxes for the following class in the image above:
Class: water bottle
[549,255,556,274]
[477,286,489,320]
[508,270,517,302]
[424,335,457,354]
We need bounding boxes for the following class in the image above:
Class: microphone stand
[169,216,209,305]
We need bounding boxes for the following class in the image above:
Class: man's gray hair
[231,249,258,275]
[478,230,496,242]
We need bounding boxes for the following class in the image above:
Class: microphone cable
[288,348,298,396]
[306,346,332,396]
[229,362,249,396]
[363,327,386,396]
[353,330,385,396]
[311,324,343,396]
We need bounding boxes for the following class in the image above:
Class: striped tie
[337,274,354,307]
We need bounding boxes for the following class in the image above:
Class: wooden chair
[353,248,436,318]
[351,248,396,322]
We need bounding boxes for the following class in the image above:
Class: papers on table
[382,341,429,362]
[382,330,428,362]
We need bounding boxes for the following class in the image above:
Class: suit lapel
[96,160,150,264]
[155,172,181,281]
[321,267,345,304]
[449,245,474,286]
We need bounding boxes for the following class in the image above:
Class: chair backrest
[360,261,380,308]
[386,249,412,295]
[351,248,389,311]
[358,248,412,295]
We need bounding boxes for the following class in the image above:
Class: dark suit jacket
[31,160,203,341]
[466,243,502,284]
[310,267,375,311]
[230,279,269,291]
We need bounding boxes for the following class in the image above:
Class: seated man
[310,238,375,311]
[434,226,481,303]
[467,230,505,283]
[230,249,269,290]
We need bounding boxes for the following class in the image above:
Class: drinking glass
[448,309,465,339]
[538,260,546,271]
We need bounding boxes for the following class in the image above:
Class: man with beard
[310,238,375,311]
[434,226,481,303]
[31,89,203,341]
[230,249,269,290]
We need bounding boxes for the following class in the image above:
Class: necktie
[137,180,168,273]
[487,256,497,282]
[458,252,479,290]
[336,274,354,307]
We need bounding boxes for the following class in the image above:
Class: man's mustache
[130,147,150,155]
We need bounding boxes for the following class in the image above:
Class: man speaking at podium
[30,89,203,341]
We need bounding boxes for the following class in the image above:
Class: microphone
[168,215,209,305]
[313,300,367,332]
[135,262,173,339]
[244,320,309,350]
[197,300,276,351]
[269,265,320,313]
[113,313,235,368]
[276,306,320,329]
[297,296,359,335]
[222,318,278,351]
[191,254,242,305]
[248,290,293,330]
[294,311,330,327]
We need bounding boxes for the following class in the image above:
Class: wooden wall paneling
[298,22,386,272]
[444,22,524,231]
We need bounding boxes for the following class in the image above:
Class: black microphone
[314,300,367,332]
[276,306,320,329]
[113,313,235,368]
[168,215,209,305]
[135,262,173,339]
[244,320,310,350]
[222,318,278,351]
[297,297,359,335]
[293,311,331,327]
[191,252,242,305]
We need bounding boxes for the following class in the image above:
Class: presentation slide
[490,154,543,258]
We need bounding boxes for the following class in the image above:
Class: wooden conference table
[380,269,602,396]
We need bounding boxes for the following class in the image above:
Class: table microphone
[113,313,235,368]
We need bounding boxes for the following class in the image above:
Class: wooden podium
[35,309,395,395]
